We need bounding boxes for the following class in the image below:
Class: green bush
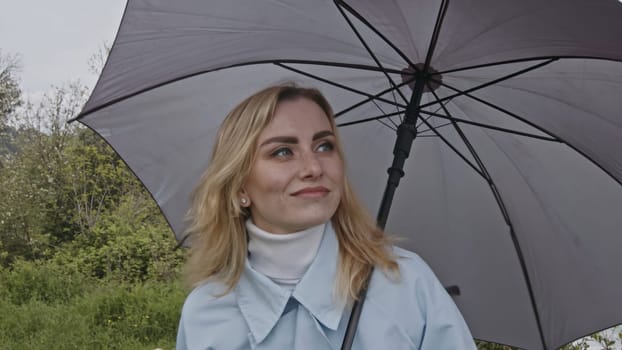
[0,275,185,349]
[89,280,185,344]
[0,259,89,305]
[50,193,185,284]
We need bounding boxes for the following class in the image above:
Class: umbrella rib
[385,117,399,130]
[73,59,408,121]
[337,110,404,127]
[428,87,510,223]
[416,116,486,179]
[275,63,406,109]
[174,233,192,250]
[416,114,435,129]
[436,80,565,143]
[429,86,548,349]
[417,121,453,134]
[274,59,407,75]
[437,56,564,76]
[371,99,399,129]
[335,0,417,71]
[334,0,409,104]
[423,0,449,69]
[418,102,448,129]
[419,110,560,142]
[438,55,622,76]
[422,58,558,109]
[334,77,414,118]
[377,119,397,131]
[390,85,403,124]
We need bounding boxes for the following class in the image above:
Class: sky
[0,0,126,103]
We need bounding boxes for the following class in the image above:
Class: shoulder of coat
[386,245,438,284]
[182,280,236,314]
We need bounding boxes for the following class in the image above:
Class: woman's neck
[246,219,326,288]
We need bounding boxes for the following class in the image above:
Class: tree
[0,51,21,122]
[0,74,181,277]
[0,51,22,159]
[0,83,85,263]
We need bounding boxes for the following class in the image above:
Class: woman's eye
[271,147,293,157]
[316,142,334,153]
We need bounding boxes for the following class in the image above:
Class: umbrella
[73,0,622,349]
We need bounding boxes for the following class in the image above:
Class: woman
[176,84,476,349]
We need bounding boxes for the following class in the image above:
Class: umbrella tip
[445,285,461,296]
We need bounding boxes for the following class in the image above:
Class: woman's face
[241,97,344,234]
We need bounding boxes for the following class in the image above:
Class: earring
[240,198,248,206]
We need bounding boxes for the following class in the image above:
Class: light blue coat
[176,224,476,349]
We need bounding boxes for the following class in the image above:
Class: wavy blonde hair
[184,83,399,300]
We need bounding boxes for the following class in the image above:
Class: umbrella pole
[340,1,448,347]
[340,69,430,349]
[376,121,418,229]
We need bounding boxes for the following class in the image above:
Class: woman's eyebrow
[313,130,334,140]
[260,130,334,147]
[260,136,297,146]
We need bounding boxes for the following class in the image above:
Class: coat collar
[235,222,347,344]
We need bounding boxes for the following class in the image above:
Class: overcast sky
[0,0,126,102]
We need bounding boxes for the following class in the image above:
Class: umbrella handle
[340,268,372,350]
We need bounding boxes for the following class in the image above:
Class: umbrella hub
[401,63,442,92]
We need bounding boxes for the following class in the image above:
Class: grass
[0,263,186,350]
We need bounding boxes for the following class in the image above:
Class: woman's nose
[299,152,322,179]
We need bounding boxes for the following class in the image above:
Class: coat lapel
[235,223,347,348]
[235,260,291,344]
[293,223,347,331]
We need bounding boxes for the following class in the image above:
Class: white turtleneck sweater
[246,220,325,290]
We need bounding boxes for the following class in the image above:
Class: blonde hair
[184,83,399,300]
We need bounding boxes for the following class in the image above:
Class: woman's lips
[291,186,330,198]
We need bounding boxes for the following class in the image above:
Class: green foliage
[475,332,622,349]
[476,341,514,350]
[0,84,89,264]
[0,63,187,349]
[89,280,185,345]
[0,50,21,130]
[53,193,185,283]
[0,82,162,266]
[571,327,622,350]
[0,261,185,349]
[0,259,88,305]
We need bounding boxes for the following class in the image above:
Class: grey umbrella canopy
[76,0,622,349]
